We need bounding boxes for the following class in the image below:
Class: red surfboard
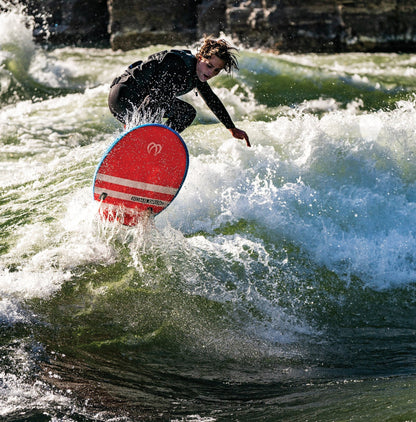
[93,124,189,226]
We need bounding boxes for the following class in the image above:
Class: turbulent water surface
[1,4,416,422]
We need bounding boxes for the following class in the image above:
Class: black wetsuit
[108,49,235,133]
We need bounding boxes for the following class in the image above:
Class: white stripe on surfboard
[95,187,170,208]
[96,173,178,196]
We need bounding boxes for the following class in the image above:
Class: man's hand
[229,127,251,147]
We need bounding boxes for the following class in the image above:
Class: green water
[2,4,416,421]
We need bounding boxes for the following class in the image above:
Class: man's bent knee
[167,101,196,133]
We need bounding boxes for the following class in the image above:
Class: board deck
[93,124,189,226]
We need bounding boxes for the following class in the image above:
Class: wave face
[1,4,416,421]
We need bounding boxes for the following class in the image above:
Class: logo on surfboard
[147,142,162,156]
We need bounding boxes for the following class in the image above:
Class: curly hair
[196,38,239,73]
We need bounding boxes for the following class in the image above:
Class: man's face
[196,54,225,82]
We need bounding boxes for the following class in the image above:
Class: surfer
[108,38,251,147]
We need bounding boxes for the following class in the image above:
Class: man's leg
[165,99,197,133]
[108,82,144,124]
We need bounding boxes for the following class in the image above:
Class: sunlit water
[1,3,416,421]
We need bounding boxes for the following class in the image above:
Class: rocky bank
[18,0,416,52]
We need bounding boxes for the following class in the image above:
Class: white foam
[0,344,72,418]
[0,2,35,71]
[158,97,416,290]
[1,183,120,300]
[0,297,28,326]
[0,267,70,299]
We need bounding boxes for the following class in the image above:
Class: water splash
[0,1,35,73]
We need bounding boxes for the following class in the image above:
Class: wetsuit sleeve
[197,81,236,129]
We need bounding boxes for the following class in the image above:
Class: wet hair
[196,38,239,73]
